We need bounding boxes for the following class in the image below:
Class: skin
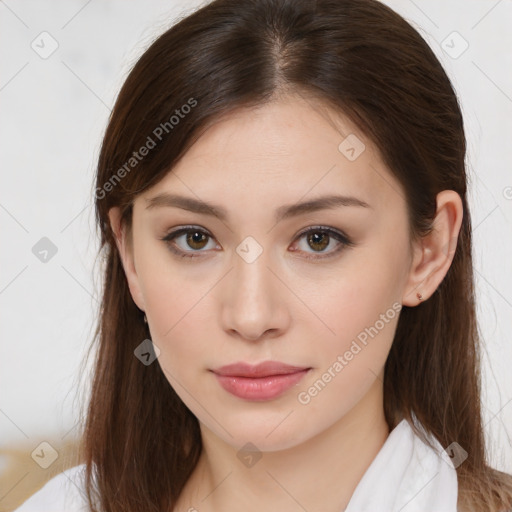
[109,93,463,512]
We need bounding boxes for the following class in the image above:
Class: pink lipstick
[211,361,310,401]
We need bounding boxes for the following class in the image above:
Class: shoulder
[13,463,90,512]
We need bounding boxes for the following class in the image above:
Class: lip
[211,361,311,401]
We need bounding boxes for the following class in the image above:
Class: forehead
[138,95,404,216]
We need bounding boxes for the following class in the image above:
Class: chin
[198,409,316,453]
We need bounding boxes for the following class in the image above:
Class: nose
[220,251,290,342]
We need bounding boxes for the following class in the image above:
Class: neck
[175,378,390,512]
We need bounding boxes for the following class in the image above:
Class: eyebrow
[145,192,371,222]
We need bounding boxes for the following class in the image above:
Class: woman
[15,0,512,510]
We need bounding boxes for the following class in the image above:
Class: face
[116,94,416,452]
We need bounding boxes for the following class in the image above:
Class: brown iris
[307,231,330,252]
[186,231,209,250]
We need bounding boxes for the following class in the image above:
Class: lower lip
[213,369,310,401]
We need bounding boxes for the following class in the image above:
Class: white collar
[345,417,458,512]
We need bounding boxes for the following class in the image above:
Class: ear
[402,190,463,306]
[108,206,146,312]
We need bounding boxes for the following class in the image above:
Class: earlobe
[107,206,146,312]
[402,190,463,307]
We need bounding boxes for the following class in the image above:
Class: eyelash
[160,225,354,261]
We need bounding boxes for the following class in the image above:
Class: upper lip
[212,361,310,378]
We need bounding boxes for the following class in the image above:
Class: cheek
[136,256,215,378]
[305,286,398,401]
[312,256,403,352]
[136,238,202,328]
[294,275,400,431]
[300,242,406,395]
[144,287,206,361]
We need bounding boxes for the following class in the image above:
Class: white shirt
[14,418,458,511]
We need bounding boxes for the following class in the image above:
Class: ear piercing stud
[416,292,423,301]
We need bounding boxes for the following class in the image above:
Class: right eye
[161,226,218,259]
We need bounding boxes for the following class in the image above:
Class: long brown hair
[79,0,512,510]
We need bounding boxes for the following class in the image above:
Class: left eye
[161,226,353,260]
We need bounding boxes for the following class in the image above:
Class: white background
[1,0,511,478]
